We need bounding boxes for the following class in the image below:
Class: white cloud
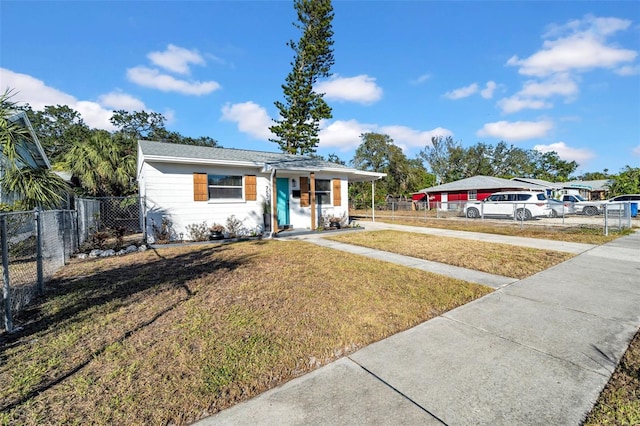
[497,74,578,114]
[380,125,453,150]
[315,74,383,104]
[1,68,116,130]
[632,145,640,157]
[480,81,497,99]
[519,74,579,98]
[507,16,637,77]
[477,120,553,141]
[318,120,453,151]
[127,66,220,95]
[318,119,374,149]
[443,83,478,100]
[497,96,553,114]
[147,44,205,74]
[410,74,431,85]
[533,141,595,165]
[220,101,273,140]
[616,65,640,76]
[98,91,146,110]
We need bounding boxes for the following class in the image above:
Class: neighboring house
[137,140,385,240]
[558,180,611,200]
[412,175,545,210]
[0,112,52,205]
[510,177,559,197]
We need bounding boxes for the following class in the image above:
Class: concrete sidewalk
[196,227,639,425]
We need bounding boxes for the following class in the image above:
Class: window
[468,190,477,201]
[315,179,332,205]
[208,175,243,199]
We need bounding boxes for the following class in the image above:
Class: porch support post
[310,172,316,230]
[271,169,277,236]
[371,179,376,222]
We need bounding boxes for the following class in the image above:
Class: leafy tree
[418,136,467,184]
[490,142,536,178]
[326,153,345,165]
[0,89,69,209]
[607,166,640,196]
[110,110,167,140]
[351,132,432,206]
[270,0,335,155]
[110,110,219,149]
[531,151,578,182]
[576,170,610,181]
[62,130,136,196]
[21,104,93,164]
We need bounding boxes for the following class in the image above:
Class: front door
[441,193,448,210]
[276,178,290,227]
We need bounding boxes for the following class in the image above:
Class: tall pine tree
[270,0,334,155]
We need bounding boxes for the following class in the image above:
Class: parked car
[548,199,575,217]
[464,191,552,220]
[601,194,640,214]
[559,194,603,216]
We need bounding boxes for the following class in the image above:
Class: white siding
[140,162,352,241]
[141,162,268,241]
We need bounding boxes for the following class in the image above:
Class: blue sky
[1,1,639,176]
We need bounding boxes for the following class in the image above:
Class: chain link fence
[76,196,144,244]
[1,196,144,332]
[1,210,78,332]
[350,200,637,232]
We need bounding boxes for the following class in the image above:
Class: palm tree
[0,89,68,210]
[63,131,136,196]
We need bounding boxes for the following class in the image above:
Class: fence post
[2,215,13,332]
[36,208,44,295]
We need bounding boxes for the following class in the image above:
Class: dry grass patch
[327,230,573,279]
[355,216,630,245]
[0,240,491,425]
[585,329,640,425]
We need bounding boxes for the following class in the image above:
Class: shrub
[225,215,244,238]
[185,221,209,242]
[152,217,173,244]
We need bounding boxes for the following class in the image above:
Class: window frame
[467,190,477,201]
[207,174,244,201]
[314,179,332,206]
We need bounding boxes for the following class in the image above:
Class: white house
[137,140,385,241]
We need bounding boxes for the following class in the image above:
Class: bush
[225,215,244,238]
[185,221,209,242]
[152,217,173,244]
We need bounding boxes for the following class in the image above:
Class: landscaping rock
[125,245,138,254]
[77,253,88,259]
[138,245,147,252]
[89,249,102,258]
[100,249,116,257]
[116,249,126,256]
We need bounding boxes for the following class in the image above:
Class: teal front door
[276,178,290,227]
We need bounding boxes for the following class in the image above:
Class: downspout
[269,168,276,239]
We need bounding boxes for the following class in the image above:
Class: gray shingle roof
[139,140,386,181]
[415,175,545,193]
[139,140,351,170]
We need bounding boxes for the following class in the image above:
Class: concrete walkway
[196,224,639,426]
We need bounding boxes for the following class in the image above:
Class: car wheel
[515,208,532,221]
[584,206,598,216]
[466,207,479,219]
